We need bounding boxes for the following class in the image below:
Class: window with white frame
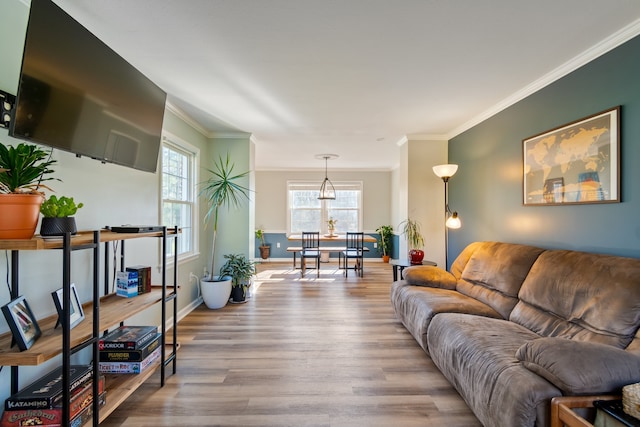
[288,181,363,234]
[161,136,198,259]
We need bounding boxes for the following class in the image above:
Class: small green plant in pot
[399,218,425,265]
[255,228,270,259]
[0,142,58,239]
[376,225,393,262]
[219,253,256,303]
[39,195,84,237]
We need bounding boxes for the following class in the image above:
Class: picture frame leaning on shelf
[51,283,85,329]
[1,295,42,350]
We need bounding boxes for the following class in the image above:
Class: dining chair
[341,232,364,277]
[300,231,320,277]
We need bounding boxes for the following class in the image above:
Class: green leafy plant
[40,195,84,218]
[399,218,425,249]
[219,253,256,289]
[327,217,337,229]
[0,142,57,194]
[255,228,266,246]
[199,153,251,278]
[376,225,393,256]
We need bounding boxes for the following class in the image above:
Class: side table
[389,258,437,281]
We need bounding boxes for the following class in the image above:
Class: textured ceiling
[52,0,640,170]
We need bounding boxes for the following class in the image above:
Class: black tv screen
[9,0,166,173]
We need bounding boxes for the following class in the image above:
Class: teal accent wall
[448,35,640,261]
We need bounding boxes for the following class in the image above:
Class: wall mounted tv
[9,0,167,173]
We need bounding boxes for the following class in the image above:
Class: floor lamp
[433,164,461,269]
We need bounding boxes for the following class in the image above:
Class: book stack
[126,265,152,294]
[1,365,105,427]
[99,325,162,374]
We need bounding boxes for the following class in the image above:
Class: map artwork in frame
[523,106,620,205]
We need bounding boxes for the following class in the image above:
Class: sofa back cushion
[456,242,545,319]
[510,250,640,349]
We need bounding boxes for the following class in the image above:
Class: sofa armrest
[516,337,640,394]
[403,266,457,290]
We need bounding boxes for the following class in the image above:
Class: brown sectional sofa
[390,241,640,427]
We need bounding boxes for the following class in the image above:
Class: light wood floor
[101,261,481,427]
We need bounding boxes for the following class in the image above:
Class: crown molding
[448,17,640,140]
[165,101,209,137]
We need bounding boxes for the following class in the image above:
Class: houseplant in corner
[399,218,425,264]
[376,225,393,263]
[39,195,84,237]
[198,153,250,309]
[255,228,270,259]
[0,142,57,239]
[219,253,256,303]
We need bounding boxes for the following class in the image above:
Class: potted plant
[327,217,337,236]
[198,153,250,309]
[39,195,84,237]
[399,218,425,264]
[219,253,256,303]
[255,228,270,259]
[0,142,57,239]
[376,225,393,263]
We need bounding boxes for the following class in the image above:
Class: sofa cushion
[510,250,640,348]
[427,313,560,427]
[390,281,502,352]
[456,242,545,319]
[403,266,456,290]
[516,337,640,395]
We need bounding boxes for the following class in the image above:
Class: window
[161,136,198,260]
[288,181,363,234]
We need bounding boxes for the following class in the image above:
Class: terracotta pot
[259,245,270,259]
[409,249,424,265]
[382,255,390,263]
[0,193,44,239]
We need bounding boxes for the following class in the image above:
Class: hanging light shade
[316,154,338,200]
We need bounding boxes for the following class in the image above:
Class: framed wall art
[51,283,85,329]
[1,296,42,351]
[523,106,620,205]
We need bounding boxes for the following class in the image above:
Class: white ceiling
[52,0,640,171]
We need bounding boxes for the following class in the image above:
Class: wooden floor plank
[100,262,481,426]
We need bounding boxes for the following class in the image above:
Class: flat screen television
[9,0,167,173]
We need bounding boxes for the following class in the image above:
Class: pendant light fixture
[315,154,339,200]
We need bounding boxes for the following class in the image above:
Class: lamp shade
[433,164,458,178]
[446,212,461,229]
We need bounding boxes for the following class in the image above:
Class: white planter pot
[201,276,232,309]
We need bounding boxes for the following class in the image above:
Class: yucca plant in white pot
[198,153,250,309]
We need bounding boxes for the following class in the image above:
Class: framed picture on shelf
[523,106,620,205]
[1,296,42,351]
[51,283,85,329]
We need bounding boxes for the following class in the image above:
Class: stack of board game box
[0,365,105,427]
[98,325,162,374]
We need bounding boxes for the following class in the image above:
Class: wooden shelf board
[0,229,179,251]
[98,344,177,423]
[0,291,162,366]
